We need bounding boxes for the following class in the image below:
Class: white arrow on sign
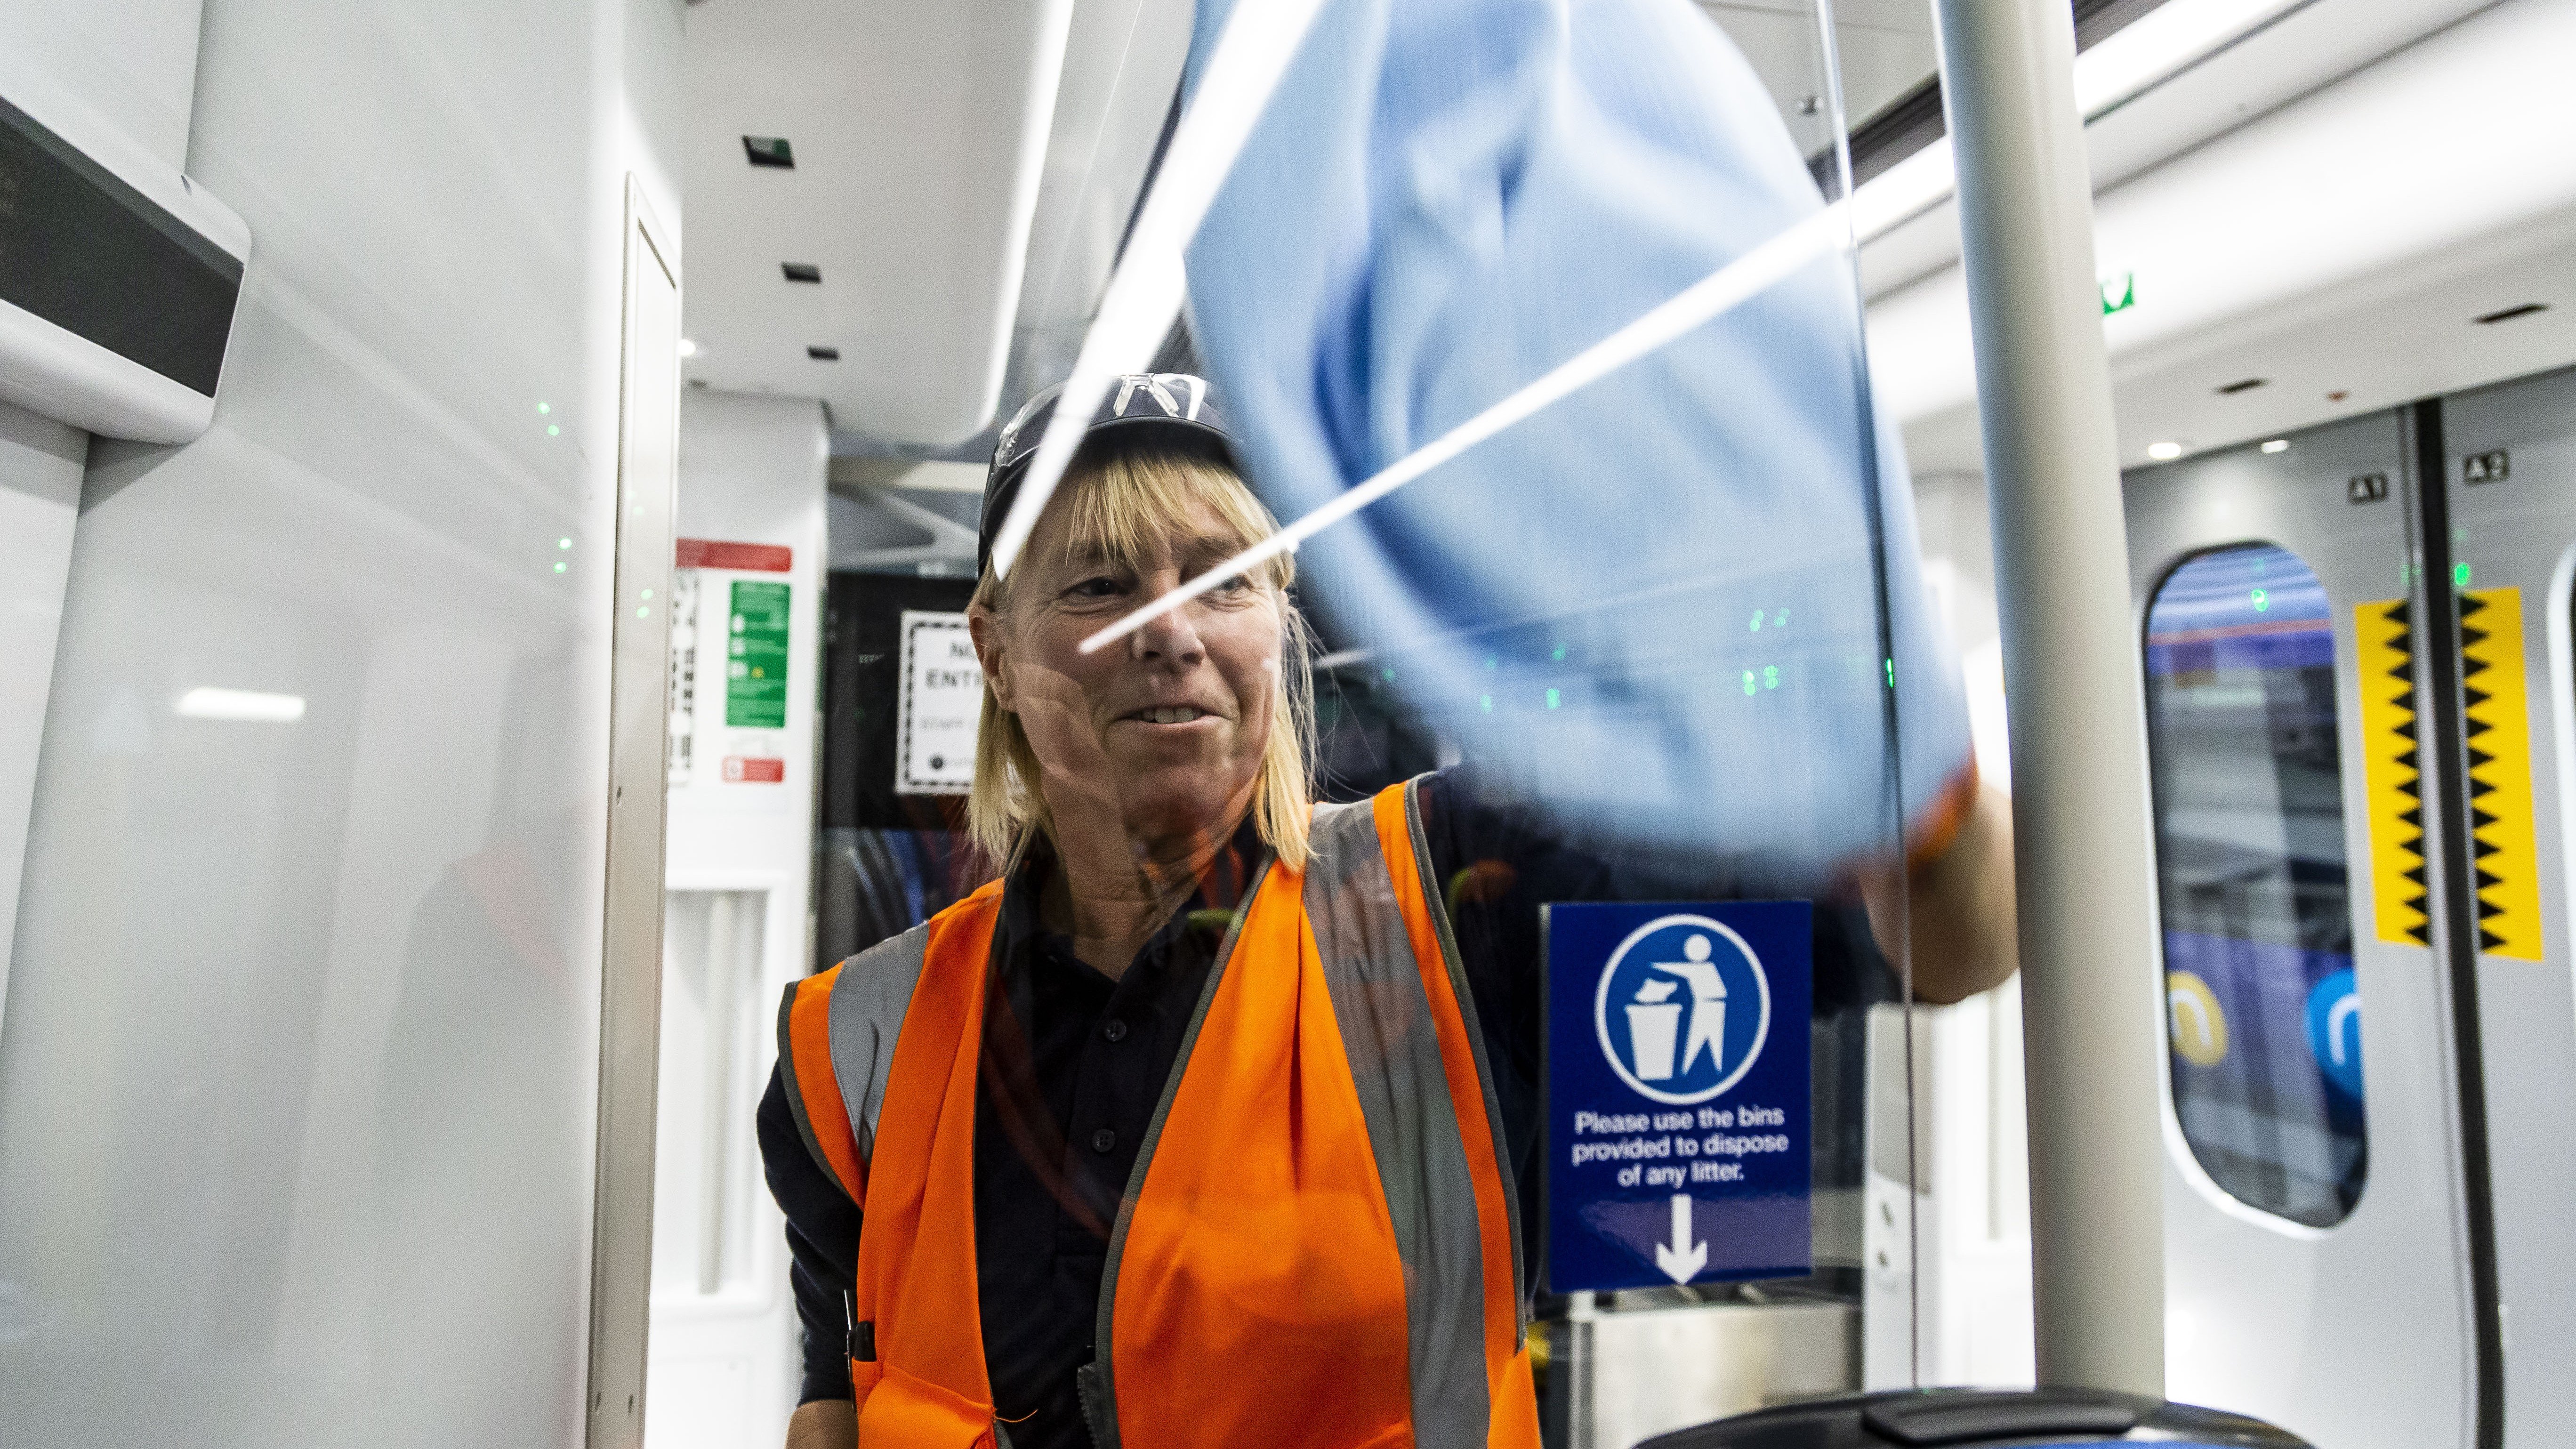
[1654,1193,1707,1283]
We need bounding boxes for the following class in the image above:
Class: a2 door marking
[2355,590,2541,959]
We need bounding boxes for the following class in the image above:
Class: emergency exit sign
[726,579,790,728]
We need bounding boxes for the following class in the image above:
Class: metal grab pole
[1931,0,2166,1397]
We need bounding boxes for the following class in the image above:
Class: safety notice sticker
[1545,901,1812,1292]
[726,579,791,729]
[896,611,981,795]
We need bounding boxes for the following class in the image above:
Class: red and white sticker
[723,756,786,784]
[676,538,793,572]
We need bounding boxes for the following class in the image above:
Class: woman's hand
[1860,780,2019,1006]
[787,1399,855,1449]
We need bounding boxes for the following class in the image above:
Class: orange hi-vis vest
[776,779,1538,1449]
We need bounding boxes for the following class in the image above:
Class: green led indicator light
[1885,659,1896,688]
[1550,645,1566,663]
[1479,694,1493,713]
[2250,588,2268,612]
[558,538,572,550]
[1764,666,1780,690]
[1483,655,1497,672]
[1382,668,1396,683]
[637,606,651,618]
[1742,670,1757,696]
[2454,561,2472,587]
[1749,610,1764,632]
[553,562,567,574]
[537,402,552,415]
[547,424,561,436]
[1545,688,1561,709]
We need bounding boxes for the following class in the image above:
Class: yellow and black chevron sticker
[2355,598,2429,945]
[2460,588,2542,960]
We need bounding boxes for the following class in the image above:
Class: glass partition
[0,0,2009,1445]
[793,0,1989,1443]
[2143,543,2366,1227]
[1142,0,1975,1437]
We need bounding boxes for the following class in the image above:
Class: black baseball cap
[979,372,1241,575]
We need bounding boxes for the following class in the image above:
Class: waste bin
[1637,1388,2308,1449]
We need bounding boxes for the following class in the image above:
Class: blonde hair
[967,446,1317,870]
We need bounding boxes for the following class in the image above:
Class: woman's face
[971,490,1280,856]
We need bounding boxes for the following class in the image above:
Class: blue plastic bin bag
[1180,0,1971,874]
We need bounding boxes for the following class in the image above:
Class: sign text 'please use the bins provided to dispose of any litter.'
[1546,900,1813,1292]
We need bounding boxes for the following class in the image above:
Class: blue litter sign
[1546,901,1812,1292]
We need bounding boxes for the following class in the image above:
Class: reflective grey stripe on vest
[828,921,931,1163]
[1402,776,1529,1342]
[1304,793,1496,1449]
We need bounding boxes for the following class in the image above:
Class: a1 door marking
[2356,598,2430,946]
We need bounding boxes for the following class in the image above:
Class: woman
[758,374,2015,1449]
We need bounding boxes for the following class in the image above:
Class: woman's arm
[788,1399,855,1449]
[1860,780,2019,1006]
[756,1067,866,1443]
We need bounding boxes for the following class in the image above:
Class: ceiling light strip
[1853,0,2314,244]
[987,0,1333,580]
[1076,202,1850,655]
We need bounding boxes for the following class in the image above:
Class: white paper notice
[897,611,981,795]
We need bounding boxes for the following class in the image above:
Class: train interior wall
[1876,2,2576,1423]
[0,1,686,1445]
[1905,373,2576,1442]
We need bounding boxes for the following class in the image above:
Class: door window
[2144,543,2366,1227]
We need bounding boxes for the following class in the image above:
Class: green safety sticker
[726,579,790,728]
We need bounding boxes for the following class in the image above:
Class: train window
[2143,542,2366,1227]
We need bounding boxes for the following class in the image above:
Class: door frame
[585,174,682,1449]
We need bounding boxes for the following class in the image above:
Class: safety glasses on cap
[978,372,1240,575]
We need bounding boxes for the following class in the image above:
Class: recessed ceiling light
[676,338,699,357]
[2216,377,2267,395]
[782,263,821,283]
[2474,302,2547,325]
[807,346,841,361]
[2261,439,2288,454]
[743,136,795,169]
[2147,441,2183,461]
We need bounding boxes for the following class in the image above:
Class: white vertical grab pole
[699,892,738,1296]
[1930,0,2166,1397]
